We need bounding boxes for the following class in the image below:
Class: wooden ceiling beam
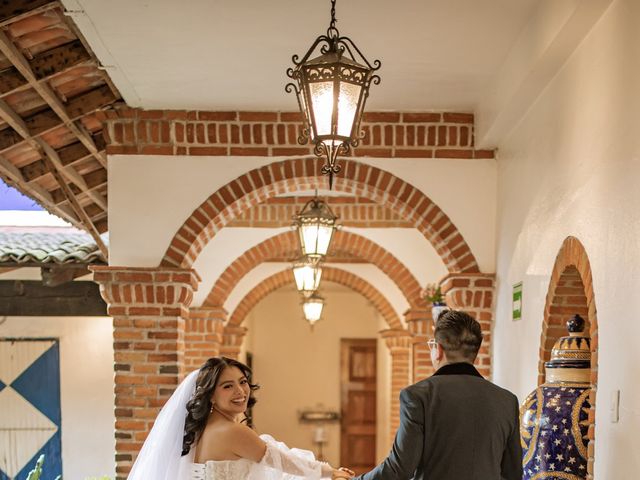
[0,96,107,208]
[20,136,105,183]
[0,96,107,219]
[0,279,107,316]
[0,40,92,96]
[41,154,108,257]
[41,264,91,287]
[0,157,81,228]
[0,0,59,27]
[0,30,109,169]
[0,84,116,152]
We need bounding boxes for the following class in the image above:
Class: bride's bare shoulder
[198,422,263,460]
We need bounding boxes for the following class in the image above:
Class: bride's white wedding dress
[190,434,330,480]
[128,371,330,480]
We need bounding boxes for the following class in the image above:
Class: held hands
[332,467,355,479]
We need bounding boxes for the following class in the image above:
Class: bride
[127,356,354,480]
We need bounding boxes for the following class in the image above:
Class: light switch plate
[610,389,620,423]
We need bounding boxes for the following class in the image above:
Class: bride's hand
[332,467,355,479]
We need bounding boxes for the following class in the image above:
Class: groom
[354,310,522,480]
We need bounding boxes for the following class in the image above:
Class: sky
[0,179,44,211]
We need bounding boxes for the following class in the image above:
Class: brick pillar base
[91,266,199,479]
[381,329,413,446]
[220,325,247,360]
[186,307,226,369]
[405,308,434,382]
[441,273,495,378]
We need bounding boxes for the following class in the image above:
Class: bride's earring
[210,402,214,414]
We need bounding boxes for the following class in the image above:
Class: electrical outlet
[610,389,620,423]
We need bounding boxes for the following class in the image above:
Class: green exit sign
[512,282,523,321]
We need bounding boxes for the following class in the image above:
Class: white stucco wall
[493,0,640,477]
[0,316,115,479]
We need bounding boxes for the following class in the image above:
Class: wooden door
[340,339,377,474]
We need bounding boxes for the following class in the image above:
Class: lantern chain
[328,0,339,39]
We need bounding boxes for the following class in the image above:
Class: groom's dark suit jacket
[357,362,522,480]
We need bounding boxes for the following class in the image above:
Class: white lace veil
[127,370,198,480]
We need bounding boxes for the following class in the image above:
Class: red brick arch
[538,236,597,477]
[203,230,425,310]
[228,267,403,329]
[160,158,480,274]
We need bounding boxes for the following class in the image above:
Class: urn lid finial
[544,314,591,379]
[567,314,585,334]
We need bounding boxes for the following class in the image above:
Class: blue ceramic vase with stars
[520,315,592,479]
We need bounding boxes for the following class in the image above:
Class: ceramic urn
[520,315,592,479]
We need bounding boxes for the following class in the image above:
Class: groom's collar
[433,362,483,378]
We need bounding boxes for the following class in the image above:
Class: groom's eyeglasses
[427,339,438,350]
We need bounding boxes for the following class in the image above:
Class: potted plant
[424,283,448,322]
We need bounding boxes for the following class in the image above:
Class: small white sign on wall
[512,282,523,321]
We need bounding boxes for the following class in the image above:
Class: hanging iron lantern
[293,197,338,259]
[302,292,325,327]
[292,256,323,297]
[286,0,381,188]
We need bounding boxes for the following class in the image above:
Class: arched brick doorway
[539,236,598,478]
[160,157,481,274]
[228,267,403,329]
[225,266,412,444]
[203,230,425,311]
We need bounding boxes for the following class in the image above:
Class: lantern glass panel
[337,81,361,137]
[300,223,334,256]
[310,81,334,137]
[303,298,324,323]
[293,262,322,293]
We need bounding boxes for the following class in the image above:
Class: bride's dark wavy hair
[181,356,259,456]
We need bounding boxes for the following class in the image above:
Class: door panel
[340,339,376,475]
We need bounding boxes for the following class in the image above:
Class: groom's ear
[436,343,446,362]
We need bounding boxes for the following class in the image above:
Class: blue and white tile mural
[0,340,62,480]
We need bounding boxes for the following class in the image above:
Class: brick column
[381,329,413,445]
[405,308,435,382]
[440,273,495,378]
[186,307,226,369]
[220,325,247,360]
[91,266,199,479]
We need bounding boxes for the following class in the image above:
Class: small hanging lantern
[303,293,325,327]
[292,256,323,297]
[293,197,338,259]
[286,0,381,188]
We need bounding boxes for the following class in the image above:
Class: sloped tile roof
[0,231,106,265]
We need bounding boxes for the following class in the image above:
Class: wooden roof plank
[0,39,92,96]
[0,29,108,174]
[0,84,116,152]
[0,95,107,211]
[0,0,59,27]
[0,154,81,228]
[41,153,107,257]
